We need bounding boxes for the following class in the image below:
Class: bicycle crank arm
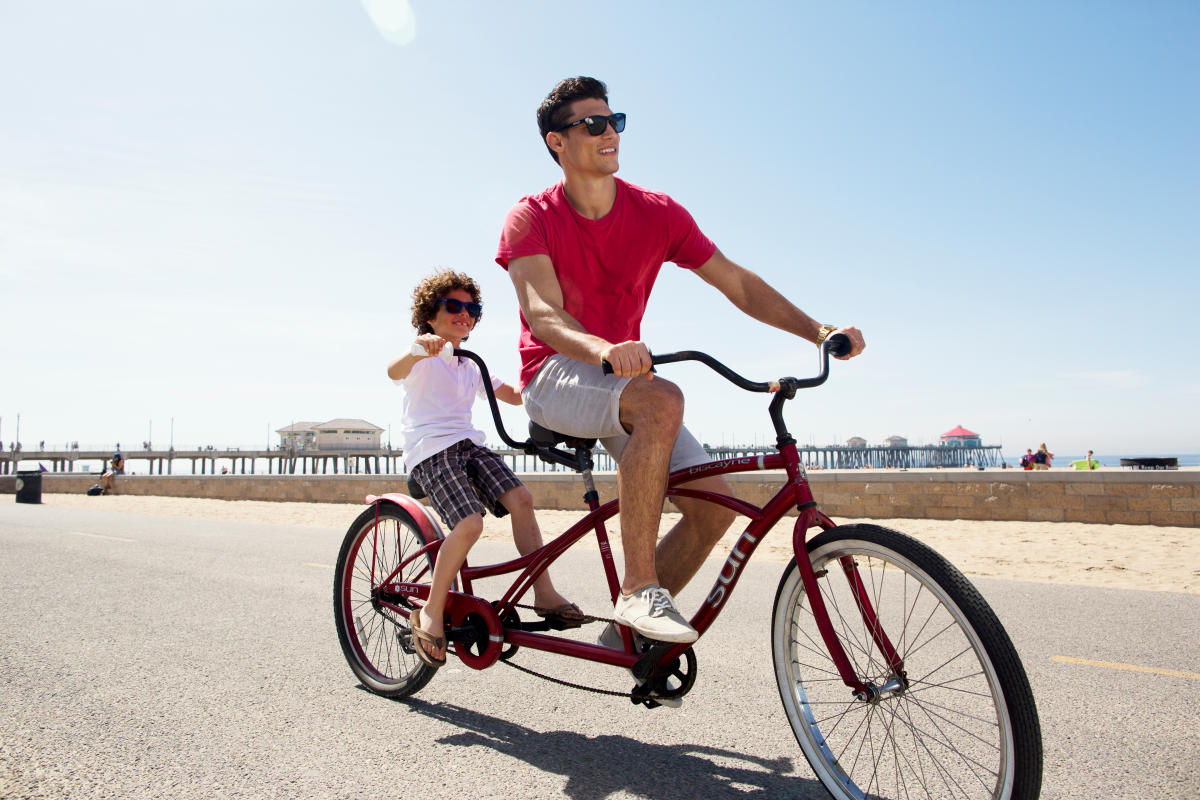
[444,625,482,644]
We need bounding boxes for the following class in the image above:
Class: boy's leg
[409,444,489,660]
[496,484,573,610]
[416,512,483,661]
[464,444,576,612]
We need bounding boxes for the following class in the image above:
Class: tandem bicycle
[333,335,1043,800]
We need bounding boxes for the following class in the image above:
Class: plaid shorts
[409,439,523,530]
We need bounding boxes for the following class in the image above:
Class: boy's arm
[387,334,448,380]
[495,383,522,406]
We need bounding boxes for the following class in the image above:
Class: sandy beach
[43,493,1199,594]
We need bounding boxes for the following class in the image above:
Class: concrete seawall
[4,470,1198,527]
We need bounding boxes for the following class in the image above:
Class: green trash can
[16,470,43,504]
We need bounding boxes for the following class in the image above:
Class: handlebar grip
[601,359,656,376]
[411,341,454,362]
[826,333,852,358]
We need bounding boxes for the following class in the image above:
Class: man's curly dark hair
[410,269,482,338]
[537,76,609,164]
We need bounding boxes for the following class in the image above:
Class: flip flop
[409,608,446,668]
[534,602,591,628]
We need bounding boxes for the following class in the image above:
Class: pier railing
[2,442,1006,476]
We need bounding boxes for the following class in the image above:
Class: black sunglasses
[553,112,626,136]
[436,297,482,318]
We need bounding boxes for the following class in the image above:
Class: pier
[3,442,1005,475]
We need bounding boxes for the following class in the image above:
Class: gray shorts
[522,354,709,472]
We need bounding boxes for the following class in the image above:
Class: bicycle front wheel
[772,524,1042,800]
[333,504,437,698]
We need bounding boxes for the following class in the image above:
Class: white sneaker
[612,585,697,644]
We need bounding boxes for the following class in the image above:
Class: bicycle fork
[791,498,908,702]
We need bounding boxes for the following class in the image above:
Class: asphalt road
[1,502,1197,799]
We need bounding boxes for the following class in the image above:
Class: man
[496,76,865,645]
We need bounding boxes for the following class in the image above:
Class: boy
[387,269,582,667]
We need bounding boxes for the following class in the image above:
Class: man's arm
[507,254,654,377]
[693,249,866,359]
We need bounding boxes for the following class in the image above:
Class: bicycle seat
[528,422,597,452]
[405,475,427,500]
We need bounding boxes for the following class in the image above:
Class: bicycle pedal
[630,684,683,709]
[540,616,591,631]
[631,641,674,683]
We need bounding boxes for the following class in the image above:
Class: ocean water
[1004,453,1200,467]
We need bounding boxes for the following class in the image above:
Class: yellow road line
[69,531,135,543]
[1052,655,1200,681]
[306,562,335,569]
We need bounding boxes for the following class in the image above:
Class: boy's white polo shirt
[396,355,503,471]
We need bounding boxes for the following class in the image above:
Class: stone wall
[4,469,1197,527]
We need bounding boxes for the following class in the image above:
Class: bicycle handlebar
[452,332,851,470]
[601,333,852,395]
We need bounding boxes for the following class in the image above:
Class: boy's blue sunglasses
[437,297,482,318]
[553,112,626,136]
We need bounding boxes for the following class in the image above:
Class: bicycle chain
[500,658,643,699]
[503,603,659,702]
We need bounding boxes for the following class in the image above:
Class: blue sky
[2,1,1197,458]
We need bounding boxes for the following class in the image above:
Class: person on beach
[1033,443,1053,470]
[387,269,582,667]
[496,76,866,647]
[1020,449,1035,470]
[101,452,124,494]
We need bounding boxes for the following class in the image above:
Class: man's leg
[521,356,695,642]
[614,375,683,594]
[654,475,738,596]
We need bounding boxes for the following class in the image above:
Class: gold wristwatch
[815,324,838,346]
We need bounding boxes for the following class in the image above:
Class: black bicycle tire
[333,504,437,698]
[772,523,1043,800]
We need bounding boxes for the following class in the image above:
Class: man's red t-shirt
[495,178,717,388]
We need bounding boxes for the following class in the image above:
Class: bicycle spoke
[773,525,1039,800]
[335,506,438,698]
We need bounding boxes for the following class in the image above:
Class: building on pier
[275,419,383,451]
[276,422,318,451]
[940,425,983,447]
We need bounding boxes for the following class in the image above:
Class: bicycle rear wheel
[772,524,1042,800]
[334,504,437,698]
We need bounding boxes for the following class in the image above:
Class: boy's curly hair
[410,269,482,336]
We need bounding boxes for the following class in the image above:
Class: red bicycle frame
[370,438,902,695]
[369,338,904,695]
